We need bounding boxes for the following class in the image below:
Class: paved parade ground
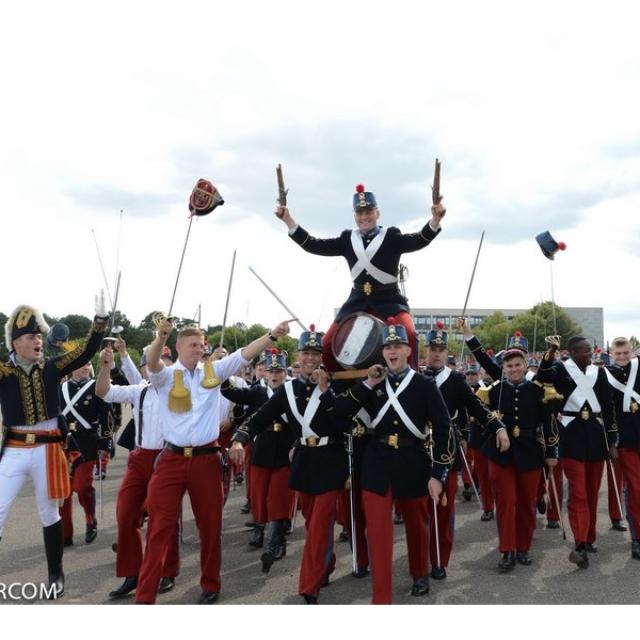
[1,445,638,606]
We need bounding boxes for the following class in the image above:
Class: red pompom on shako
[355,184,365,193]
[386,317,396,326]
[309,324,316,332]
[487,348,494,356]
[557,241,567,251]
[515,330,522,337]
[436,320,445,329]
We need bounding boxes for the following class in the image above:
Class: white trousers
[0,445,61,537]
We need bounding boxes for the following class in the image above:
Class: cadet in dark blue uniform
[483,337,559,572]
[333,320,454,603]
[537,336,617,568]
[233,328,348,604]
[422,325,505,579]
[226,349,295,571]
[276,184,446,370]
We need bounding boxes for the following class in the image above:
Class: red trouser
[428,470,458,568]
[546,462,564,522]
[618,448,640,540]
[60,459,96,538]
[363,488,429,604]
[322,310,418,371]
[473,449,494,512]
[298,491,340,598]
[135,448,224,604]
[337,481,369,571]
[561,458,604,546]
[488,462,540,553]
[606,458,625,521]
[249,465,293,523]
[115,448,179,579]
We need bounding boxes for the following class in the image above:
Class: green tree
[58,314,92,340]
[0,311,8,359]
[474,312,513,352]
[510,302,582,352]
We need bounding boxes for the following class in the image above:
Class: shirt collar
[388,367,411,382]
[360,225,381,240]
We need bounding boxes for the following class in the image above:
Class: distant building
[409,307,604,348]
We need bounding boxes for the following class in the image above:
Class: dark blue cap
[426,326,448,348]
[298,324,323,352]
[265,349,287,370]
[508,332,529,353]
[353,184,377,211]
[535,231,567,261]
[382,320,408,346]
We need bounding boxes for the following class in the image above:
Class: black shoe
[111,543,118,552]
[303,594,318,604]
[547,519,560,529]
[393,513,404,525]
[430,565,447,580]
[585,543,598,553]
[85,520,98,544]
[321,571,331,587]
[498,552,516,573]
[245,520,257,529]
[108,576,137,599]
[568,548,589,569]
[273,520,287,561]
[631,540,640,560]
[284,519,292,536]
[248,523,265,548]
[410,577,430,596]
[481,511,494,522]
[516,551,532,566]
[43,521,65,599]
[611,520,627,532]
[462,485,473,502]
[338,528,349,542]
[63,537,73,547]
[235,473,244,485]
[198,591,219,604]
[158,577,175,594]
[537,499,547,515]
[352,566,369,578]
[240,501,251,515]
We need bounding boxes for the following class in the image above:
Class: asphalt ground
[1,444,639,607]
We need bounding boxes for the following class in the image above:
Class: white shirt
[149,349,249,447]
[120,354,143,385]
[103,382,164,450]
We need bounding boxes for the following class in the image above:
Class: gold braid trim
[31,366,47,422]
[54,344,83,371]
[547,414,560,447]
[16,368,37,425]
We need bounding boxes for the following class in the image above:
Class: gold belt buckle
[306,436,318,447]
[631,401,639,414]
[25,433,37,445]
[353,424,366,437]
[183,447,193,458]
[388,434,399,449]
[512,425,520,438]
[273,422,282,433]
[363,281,372,296]
[581,408,590,420]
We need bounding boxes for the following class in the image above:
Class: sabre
[346,432,358,574]
[168,216,195,316]
[91,229,114,310]
[458,230,485,364]
[459,443,481,506]
[219,250,237,349]
[429,436,442,568]
[548,469,567,541]
[598,420,625,520]
[248,266,307,332]
[291,492,299,530]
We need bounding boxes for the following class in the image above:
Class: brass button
[393,420,399,425]
[306,386,311,391]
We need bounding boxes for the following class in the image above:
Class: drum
[331,312,385,370]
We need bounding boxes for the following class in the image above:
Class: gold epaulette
[201,359,220,389]
[169,370,192,413]
[541,383,564,404]
[476,380,499,405]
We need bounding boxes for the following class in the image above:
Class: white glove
[95,289,108,318]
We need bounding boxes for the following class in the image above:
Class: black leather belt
[164,442,221,458]
[376,433,423,449]
[7,431,64,444]
[352,282,400,296]
[561,410,602,420]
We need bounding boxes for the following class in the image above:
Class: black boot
[516,551,532,566]
[260,521,282,573]
[568,545,589,569]
[240,500,251,514]
[611,519,627,532]
[430,565,447,580]
[108,576,137,599]
[498,551,516,573]
[462,485,473,501]
[85,518,98,544]
[631,540,640,560]
[273,520,287,560]
[410,576,430,596]
[481,510,494,522]
[43,521,65,599]
[249,523,265,548]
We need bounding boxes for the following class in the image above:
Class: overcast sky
[2,1,640,345]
